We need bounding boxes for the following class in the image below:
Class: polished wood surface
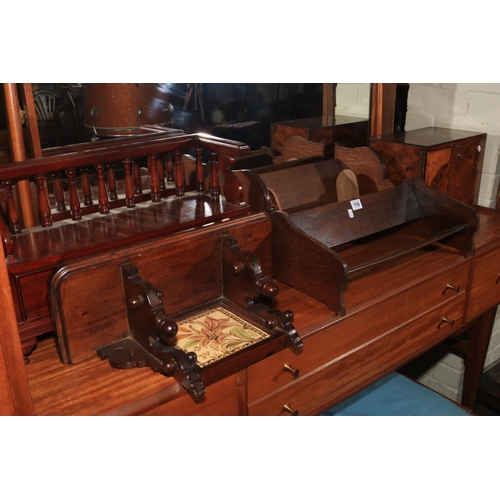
[27,335,244,416]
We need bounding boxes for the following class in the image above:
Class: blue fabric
[321,372,470,416]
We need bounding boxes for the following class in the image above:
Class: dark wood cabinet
[369,127,486,205]
[271,115,369,158]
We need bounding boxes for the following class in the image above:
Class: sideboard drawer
[141,372,244,416]
[247,261,469,402]
[248,293,466,415]
[467,247,500,320]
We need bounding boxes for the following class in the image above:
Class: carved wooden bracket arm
[96,263,205,398]
[222,235,303,349]
[259,309,303,349]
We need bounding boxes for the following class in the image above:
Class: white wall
[404,83,500,401]
[406,84,500,208]
[336,83,370,118]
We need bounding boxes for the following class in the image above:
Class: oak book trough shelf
[238,163,479,316]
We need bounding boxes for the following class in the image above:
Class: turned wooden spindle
[95,162,110,214]
[107,164,118,201]
[156,155,166,190]
[81,167,93,206]
[195,147,205,192]
[65,168,82,220]
[35,174,53,227]
[174,150,185,196]
[209,151,220,198]
[54,172,66,212]
[133,160,143,195]
[148,155,161,202]
[1,181,21,234]
[123,158,135,208]
[165,152,174,184]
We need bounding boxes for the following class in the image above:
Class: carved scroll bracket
[222,235,303,349]
[96,263,205,398]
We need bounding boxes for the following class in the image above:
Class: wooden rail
[1,132,252,263]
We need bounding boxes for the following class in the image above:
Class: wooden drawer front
[17,269,54,321]
[467,247,500,320]
[141,372,244,416]
[248,294,466,416]
[247,262,468,402]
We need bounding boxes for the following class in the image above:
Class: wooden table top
[371,126,486,147]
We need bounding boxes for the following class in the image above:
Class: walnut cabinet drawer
[248,293,466,416]
[247,261,469,403]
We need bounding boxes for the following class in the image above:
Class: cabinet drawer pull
[496,274,500,285]
[283,404,299,416]
[437,316,455,329]
[443,283,460,294]
[283,363,300,377]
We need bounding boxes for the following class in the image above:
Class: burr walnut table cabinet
[369,127,486,205]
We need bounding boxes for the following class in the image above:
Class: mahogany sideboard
[369,127,486,205]
[22,204,500,415]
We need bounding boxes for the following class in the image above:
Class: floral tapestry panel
[172,307,270,367]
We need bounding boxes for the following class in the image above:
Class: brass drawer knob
[283,363,300,377]
[443,283,460,294]
[437,316,455,329]
[283,404,299,416]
